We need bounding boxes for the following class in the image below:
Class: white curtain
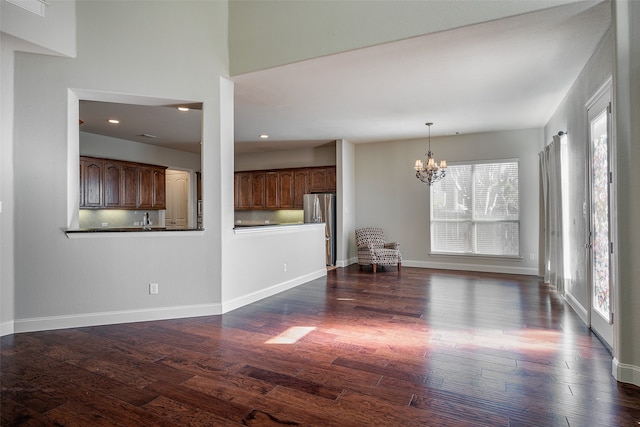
[539,136,565,294]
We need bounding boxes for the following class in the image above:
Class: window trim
[429,158,521,259]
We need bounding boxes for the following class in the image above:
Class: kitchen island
[224,222,327,311]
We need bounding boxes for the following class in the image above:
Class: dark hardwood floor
[2,265,639,426]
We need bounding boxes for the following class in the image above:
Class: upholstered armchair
[355,227,402,273]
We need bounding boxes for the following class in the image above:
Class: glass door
[587,86,613,349]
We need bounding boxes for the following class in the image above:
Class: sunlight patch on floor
[265,326,316,344]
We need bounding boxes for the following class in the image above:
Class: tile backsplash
[234,210,303,225]
[80,209,164,229]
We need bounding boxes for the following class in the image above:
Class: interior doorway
[166,169,191,229]
[587,83,614,350]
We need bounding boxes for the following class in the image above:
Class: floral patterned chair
[355,227,402,273]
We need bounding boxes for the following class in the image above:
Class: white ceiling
[79,1,610,155]
[79,101,203,154]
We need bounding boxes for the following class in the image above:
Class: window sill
[429,252,523,261]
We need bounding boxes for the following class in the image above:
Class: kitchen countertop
[66,227,203,233]
[233,222,306,228]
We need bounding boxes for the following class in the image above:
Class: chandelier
[414,122,447,185]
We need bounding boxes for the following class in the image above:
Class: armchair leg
[373,264,377,273]
[398,262,402,271]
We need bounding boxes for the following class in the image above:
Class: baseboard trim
[564,291,589,324]
[613,358,640,387]
[1,320,15,337]
[221,268,327,313]
[6,269,328,335]
[403,260,539,276]
[12,303,223,334]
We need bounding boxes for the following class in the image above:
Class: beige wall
[355,128,543,276]
[8,0,228,331]
[544,28,614,319]
[235,144,336,171]
[229,0,585,75]
[612,0,640,385]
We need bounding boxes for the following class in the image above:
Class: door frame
[585,78,617,351]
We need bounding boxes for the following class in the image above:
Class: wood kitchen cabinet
[80,156,166,210]
[104,162,122,207]
[234,165,335,210]
[251,172,266,208]
[309,166,336,193]
[121,163,139,208]
[279,170,294,209]
[81,158,103,208]
[265,172,279,209]
[293,169,309,209]
[153,167,166,209]
[236,172,252,209]
[138,166,167,209]
[137,166,154,208]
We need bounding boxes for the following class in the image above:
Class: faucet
[142,212,151,230]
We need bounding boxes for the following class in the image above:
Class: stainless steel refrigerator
[303,193,336,266]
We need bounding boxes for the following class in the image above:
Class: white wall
[337,139,356,266]
[1,0,76,57]
[544,0,640,387]
[80,131,201,171]
[612,0,640,387]
[221,76,327,312]
[228,0,586,75]
[9,0,228,331]
[355,128,543,275]
[1,39,17,334]
[1,0,76,340]
[224,225,327,311]
[235,144,336,171]
[544,28,614,319]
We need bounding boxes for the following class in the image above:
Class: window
[430,160,520,257]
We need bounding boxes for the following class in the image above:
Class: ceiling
[79,1,610,155]
[79,101,203,154]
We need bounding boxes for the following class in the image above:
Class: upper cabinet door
[309,166,336,193]
[293,169,309,209]
[279,170,294,209]
[265,172,279,209]
[121,163,139,208]
[138,166,154,208]
[309,168,327,193]
[251,172,266,208]
[82,158,103,207]
[236,172,253,209]
[104,162,122,207]
[153,167,166,209]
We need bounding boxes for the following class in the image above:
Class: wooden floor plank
[2,266,639,426]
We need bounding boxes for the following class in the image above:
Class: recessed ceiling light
[177,107,189,112]
[108,119,120,124]
[259,134,269,139]
[141,133,157,138]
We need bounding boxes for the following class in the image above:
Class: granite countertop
[233,222,305,228]
[66,227,203,233]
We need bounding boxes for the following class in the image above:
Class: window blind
[431,161,519,256]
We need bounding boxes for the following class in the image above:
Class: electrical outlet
[101,222,108,227]
[283,263,287,272]
[149,283,159,294]
[529,253,535,260]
